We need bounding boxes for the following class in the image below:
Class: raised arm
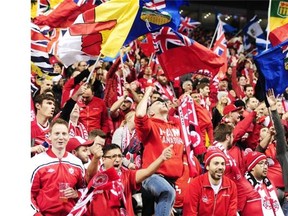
[135,86,153,117]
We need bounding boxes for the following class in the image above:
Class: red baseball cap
[223,104,242,115]
[66,136,94,152]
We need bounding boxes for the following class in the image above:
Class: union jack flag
[152,26,192,54]
[178,16,201,36]
[212,19,228,73]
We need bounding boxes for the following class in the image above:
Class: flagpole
[86,55,102,84]
[209,21,220,49]
[266,0,272,50]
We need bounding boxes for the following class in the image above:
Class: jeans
[282,197,288,216]
[142,174,176,216]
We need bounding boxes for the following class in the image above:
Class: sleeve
[59,98,76,122]
[271,110,288,192]
[233,111,256,143]
[30,167,41,215]
[134,115,151,144]
[182,177,199,216]
[100,102,110,134]
[227,180,238,216]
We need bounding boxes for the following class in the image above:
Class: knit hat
[66,136,94,152]
[217,91,229,101]
[204,147,226,166]
[244,150,267,171]
[223,104,242,115]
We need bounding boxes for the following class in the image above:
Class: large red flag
[152,26,225,80]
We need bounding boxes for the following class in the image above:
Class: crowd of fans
[30,2,288,216]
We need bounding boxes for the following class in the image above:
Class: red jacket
[31,148,85,216]
[78,96,109,133]
[134,115,184,179]
[182,172,238,216]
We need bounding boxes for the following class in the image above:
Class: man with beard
[213,123,264,215]
[244,151,284,215]
[153,69,176,102]
[182,148,237,215]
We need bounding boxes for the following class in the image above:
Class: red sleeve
[244,122,262,150]
[100,101,109,134]
[233,111,256,143]
[226,179,238,216]
[134,115,151,143]
[182,177,201,215]
[61,78,76,108]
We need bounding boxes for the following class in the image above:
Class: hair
[34,93,55,109]
[196,82,209,91]
[182,80,192,89]
[102,143,121,156]
[49,118,69,130]
[214,123,234,142]
[244,84,253,92]
[88,129,107,139]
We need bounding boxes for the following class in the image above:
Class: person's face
[81,88,94,105]
[74,146,91,164]
[245,87,254,98]
[219,95,229,104]
[102,148,123,171]
[219,80,228,90]
[78,61,88,71]
[247,98,259,110]
[276,101,285,114]
[238,76,247,86]
[120,101,132,111]
[140,59,148,67]
[149,100,168,116]
[252,159,268,180]
[227,67,233,75]
[38,99,55,118]
[49,123,69,151]
[183,82,193,92]
[229,111,241,124]
[191,93,201,104]
[53,64,62,73]
[151,93,161,103]
[144,67,152,75]
[200,86,210,97]
[157,74,168,85]
[207,156,226,181]
[41,79,53,92]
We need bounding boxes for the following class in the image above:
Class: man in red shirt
[78,84,109,134]
[183,148,238,215]
[135,85,185,216]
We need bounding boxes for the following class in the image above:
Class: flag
[222,21,237,33]
[212,18,228,75]
[33,0,103,28]
[123,0,188,45]
[269,23,288,46]
[138,33,155,57]
[269,0,288,32]
[178,96,206,175]
[31,22,54,73]
[68,167,120,216]
[255,37,272,54]
[178,16,201,36]
[254,39,288,96]
[152,26,224,80]
[243,15,266,53]
[56,0,139,67]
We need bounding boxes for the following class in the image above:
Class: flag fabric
[243,15,266,53]
[178,16,201,36]
[56,0,139,67]
[255,37,272,54]
[212,18,228,75]
[269,0,288,32]
[269,23,288,46]
[33,0,104,29]
[138,33,155,57]
[254,39,288,96]
[178,96,206,175]
[152,26,225,80]
[222,21,237,33]
[123,0,188,45]
[68,167,120,216]
[31,22,54,73]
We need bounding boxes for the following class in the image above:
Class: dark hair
[214,123,234,142]
[34,94,55,112]
[102,144,121,156]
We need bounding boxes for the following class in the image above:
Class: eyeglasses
[103,154,124,159]
[257,161,269,167]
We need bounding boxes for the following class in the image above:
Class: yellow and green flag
[269,0,288,31]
